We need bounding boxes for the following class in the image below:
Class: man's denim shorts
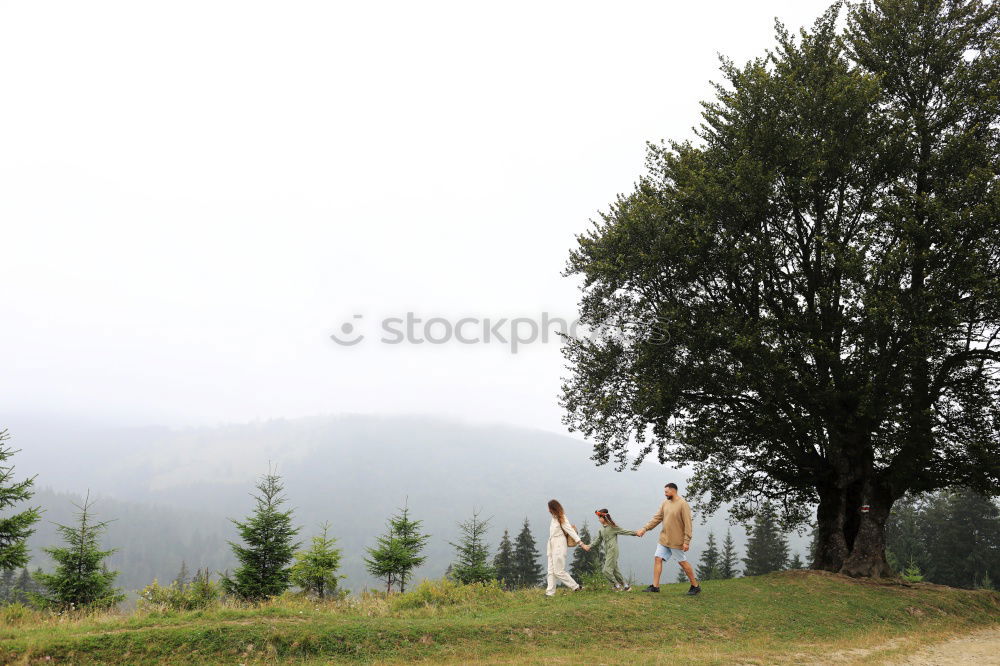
[655,543,687,562]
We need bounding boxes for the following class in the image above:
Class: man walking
[636,482,701,595]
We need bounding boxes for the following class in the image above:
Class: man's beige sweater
[643,496,693,549]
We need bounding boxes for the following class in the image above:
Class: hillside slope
[1,572,997,665]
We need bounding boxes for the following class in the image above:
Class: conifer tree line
[3,425,999,611]
[884,490,1000,590]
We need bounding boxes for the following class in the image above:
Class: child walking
[582,508,638,591]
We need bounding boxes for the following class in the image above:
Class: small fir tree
[449,510,495,584]
[290,522,344,599]
[570,523,602,580]
[743,503,790,576]
[174,561,190,586]
[697,532,721,581]
[364,503,429,593]
[365,531,405,593]
[902,558,924,583]
[32,493,124,609]
[512,518,544,588]
[0,567,14,601]
[390,504,430,593]
[221,469,301,601]
[494,529,517,590]
[10,568,36,604]
[718,530,740,579]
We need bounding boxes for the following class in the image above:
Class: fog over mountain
[4,413,813,592]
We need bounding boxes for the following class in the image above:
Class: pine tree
[449,509,495,584]
[919,490,1000,589]
[363,504,429,593]
[221,469,300,601]
[365,523,406,593]
[885,495,925,574]
[11,568,33,604]
[696,532,721,581]
[789,553,805,570]
[32,493,124,609]
[719,530,740,579]
[742,503,789,576]
[390,505,429,593]
[570,524,601,580]
[0,567,14,602]
[174,561,190,586]
[493,529,516,590]
[902,558,924,583]
[0,430,41,571]
[290,522,343,599]
[808,524,820,568]
[512,518,543,588]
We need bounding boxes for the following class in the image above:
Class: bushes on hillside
[390,578,505,610]
[139,569,221,611]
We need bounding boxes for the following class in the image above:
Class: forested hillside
[6,414,994,595]
[6,414,790,591]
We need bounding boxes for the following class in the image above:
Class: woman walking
[546,499,583,596]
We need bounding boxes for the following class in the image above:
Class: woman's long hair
[548,499,566,524]
[595,508,617,527]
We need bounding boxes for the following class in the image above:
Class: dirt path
[894,626,1000,665]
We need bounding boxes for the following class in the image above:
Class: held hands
[636,529,646,537]
[581,544,591,552]
[682,543,690,552]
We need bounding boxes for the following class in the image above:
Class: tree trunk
[812,486,849,571]
[839,480,895,578]
[813,478,895,577]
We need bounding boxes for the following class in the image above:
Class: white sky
[1,0,834,432]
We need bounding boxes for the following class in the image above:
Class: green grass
[2,571,998,664]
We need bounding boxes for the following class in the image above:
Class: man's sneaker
[644,585,660,593]
[687,584,701,596]
[574,584,584,592]
[622,585,632,592]
[611,584,621,591]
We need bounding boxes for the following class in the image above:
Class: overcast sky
[1,0,835,433]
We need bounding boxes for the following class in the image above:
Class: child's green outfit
[590,524,637,587]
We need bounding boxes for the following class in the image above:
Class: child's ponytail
[594,508,617,527]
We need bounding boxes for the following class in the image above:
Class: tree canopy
[561,0,1000,577]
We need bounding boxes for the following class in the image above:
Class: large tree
[561,1,999,577]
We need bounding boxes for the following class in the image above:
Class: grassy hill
[2,572,998,664]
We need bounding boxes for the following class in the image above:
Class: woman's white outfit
[546,516,582,595]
